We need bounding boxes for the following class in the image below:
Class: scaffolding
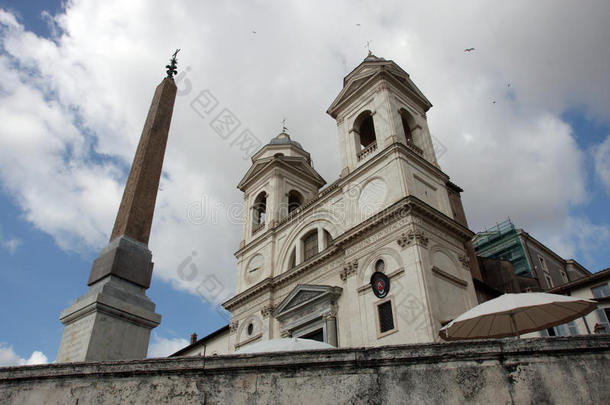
[473,219,532,276]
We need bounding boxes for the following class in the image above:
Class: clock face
[370,272,390,298]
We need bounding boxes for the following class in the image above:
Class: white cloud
[544,216,610,267]
[0,0,608,297]
[593,135,610,194]
[147,334,189,358]
[0,225,22,254]
[0,343,48,366]
[2,237,21,254]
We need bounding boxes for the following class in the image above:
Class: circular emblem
[370,272,390,298]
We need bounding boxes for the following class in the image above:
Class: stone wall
[1,336,608,404]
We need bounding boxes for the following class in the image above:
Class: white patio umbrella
[439,292,597,341]
[235,337,334,354]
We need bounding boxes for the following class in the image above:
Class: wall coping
[1,336,608,383]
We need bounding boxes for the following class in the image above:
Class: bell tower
[328,53,439,176]
[235,131,326,293]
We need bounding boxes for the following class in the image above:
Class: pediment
[238,156,326,191]
[273,284,342,319]
[327,58,432,117]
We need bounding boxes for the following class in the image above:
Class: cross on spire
[282,117,288,133]
[365,40,372,56]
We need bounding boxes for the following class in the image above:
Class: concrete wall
[1,336,608,405]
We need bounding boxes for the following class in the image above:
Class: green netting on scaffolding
[473,219,532,276]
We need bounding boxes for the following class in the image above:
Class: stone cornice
[234,141,452,258]
[225,195,473,311]
[328,65,432,118]
[238,156,325,192]
[2,336,607,382]
[250,142,311,162]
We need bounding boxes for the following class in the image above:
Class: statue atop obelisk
[56,51,180,362]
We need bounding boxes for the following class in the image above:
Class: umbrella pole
[511,313,520,338]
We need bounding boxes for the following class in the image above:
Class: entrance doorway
[301,328,324,342]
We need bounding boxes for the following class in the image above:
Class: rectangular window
[538,255,548,272]
[568,320,579,335]
[301,328,324,342]
[303,232,318,261]
[378,301,395,333]
[544,273,554,288]
[560,270,568,283]
[596,308,609,325]
[593,308,609,333]
[556,321,579,336]
[591,284,610,298]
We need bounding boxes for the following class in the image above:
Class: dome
[268,132,303,150]
[235,337,334,354]
[363,52,385,62]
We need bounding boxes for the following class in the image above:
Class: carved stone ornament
[261,305,274,318]
[280,329,291,338]
[323,301,338,319]
[397,231,429,249]
[377,80,390,91]
[229,320,239,334]
[458,254,470,268]
[340,260,359,281]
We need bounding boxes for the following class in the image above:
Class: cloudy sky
[0,0,609,365]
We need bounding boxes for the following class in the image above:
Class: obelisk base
[56,274,161,362]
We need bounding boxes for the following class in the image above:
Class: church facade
[177,54,480,356]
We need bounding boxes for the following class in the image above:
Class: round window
[375,259,385,273]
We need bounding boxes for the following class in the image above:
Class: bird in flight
[252,30,256,34]
[356,23,361,26]
[464,48,475,52]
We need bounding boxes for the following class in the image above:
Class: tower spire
[56,52,179,362]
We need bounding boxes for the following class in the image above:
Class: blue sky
[0,0,609,364]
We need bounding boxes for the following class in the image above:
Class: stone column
[317,226,326,252]
[296,240,304,265]
[57,75,177,363]
[324,313,338,347]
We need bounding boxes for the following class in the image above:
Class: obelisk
[56,51,180,362]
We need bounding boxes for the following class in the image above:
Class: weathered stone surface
[87,235,153,288]
[3,336,608,404]
[56,77,175,363]
[110,77,177,245]
[56,276,161,363]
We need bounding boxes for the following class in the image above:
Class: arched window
[303,230,318,261]
[353,110,377,150]
[288,190,303,213]
[252,192,266,230]
[288,248,296,269]
[324,230,333,247]
[399,108,416,146]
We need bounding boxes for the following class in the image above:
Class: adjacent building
[544,268,610,335]
[472,219,590,294]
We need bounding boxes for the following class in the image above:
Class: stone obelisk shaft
[86,77,177,289]
[111,77,177,244]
